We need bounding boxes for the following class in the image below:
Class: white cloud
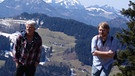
[0,0,4,3]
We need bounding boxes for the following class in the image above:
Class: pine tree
[115,1,135,76]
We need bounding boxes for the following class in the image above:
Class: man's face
[26,24,35,36]
[98,26,109,37]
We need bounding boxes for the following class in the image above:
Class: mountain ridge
[43,0,84,9]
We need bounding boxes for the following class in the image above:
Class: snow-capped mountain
[86,5,120,19]
[43,0,84,9]
[0,0,123,26]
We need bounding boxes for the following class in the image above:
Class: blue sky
[79,0,133,10]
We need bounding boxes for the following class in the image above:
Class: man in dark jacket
[13,20,42,76]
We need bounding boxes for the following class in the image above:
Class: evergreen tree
[115,1,135,76]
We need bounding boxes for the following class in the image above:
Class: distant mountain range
[0,0,127,26]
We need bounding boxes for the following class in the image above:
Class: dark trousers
[15,64,36,76]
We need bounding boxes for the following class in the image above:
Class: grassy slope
[37,28,92,76]
[37,28,76,52]
[0,60,5,68]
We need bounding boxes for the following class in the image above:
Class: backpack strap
[110,36,113,43]
[95,35,100,50]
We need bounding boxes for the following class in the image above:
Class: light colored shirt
[91,35,117,70]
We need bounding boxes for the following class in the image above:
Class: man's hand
[15,62,18,68]
[107,50,115,58]
[35,62,39,67]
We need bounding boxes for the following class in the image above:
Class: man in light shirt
[91,22,117,76]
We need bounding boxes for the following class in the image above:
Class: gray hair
[25,20,36,28]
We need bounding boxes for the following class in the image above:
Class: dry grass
[0,60,5,68]
[109,66,121,76]
[37,28,92,75]
[37,28,76,52]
